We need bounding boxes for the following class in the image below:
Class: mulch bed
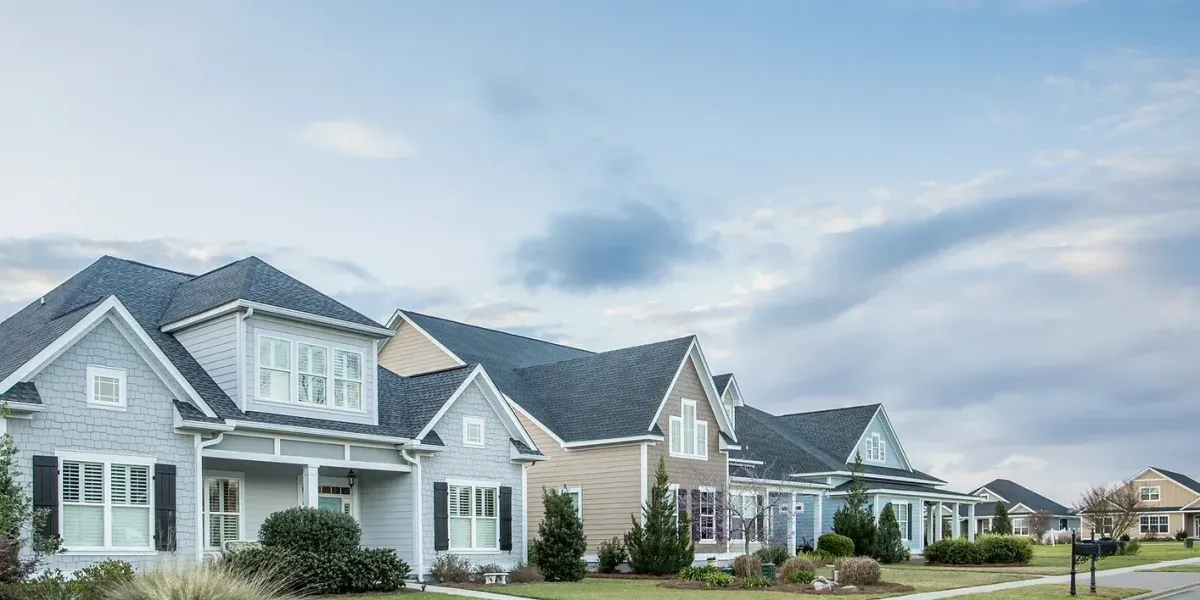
[586,572,676,580]
[660,580,917,595]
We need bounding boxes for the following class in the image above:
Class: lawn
[892,541,1200,576]
[950,584,1148,600]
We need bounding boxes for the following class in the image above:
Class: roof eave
[162,300,394,338]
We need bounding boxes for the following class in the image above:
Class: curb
[1125,582,1200,600]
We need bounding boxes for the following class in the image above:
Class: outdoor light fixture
[346,470,357,489]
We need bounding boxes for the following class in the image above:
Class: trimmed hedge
[222,546,410,594]
[924,535,1033,565]
[924,538,983,565]
[817,533,855,558]
[258,507,361,555]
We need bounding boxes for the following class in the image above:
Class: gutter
[194,432,226,560]
[400,449,423,582]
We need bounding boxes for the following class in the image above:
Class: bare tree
[1026,510,1053,540]
[1075,484,1141,539]
[694,461,795,556]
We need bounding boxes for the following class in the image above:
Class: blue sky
[2,0,1199,502]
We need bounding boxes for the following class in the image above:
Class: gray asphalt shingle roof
[402,311,698,443]
[713,373,732,396]
[0,382,41,405]
[1153,467,1200,495]
[968,479,1073,516]
[830,479,979,500]
[774,404,881,464]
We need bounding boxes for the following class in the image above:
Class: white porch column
[304,464,319,507]
[873,495,882,523]
[788,493,798,555]
[968,503,977,540]
[952,503,961,538]
[935,502,944,540]
[915,501,926,552]
[814,493,823,542]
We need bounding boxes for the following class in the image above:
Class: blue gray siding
[8,319,198,571]
[822,497,845,535]
[174,314,239,405]
[359,470,415,565]
[421,381,525,573]
[858,412,906,470]
[794,494,818,547]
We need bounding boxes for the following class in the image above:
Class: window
[61,455,153,551]
[319,485,353,516]
[205,476,242,550]
[1140,486,1161,501]
[865,433,886,462]
[698,490,717,542]
[668,484,680,526]
[449,483,498,550]
[723,390,736,430]
[563,486,583,519]
[980,493,991,501]
[730,494,764,543]
[86,366,127,408]
[669,399,709,459]
[1140,515,1169,535]
[895,503,910,540]
[256,335,365,412]
[1013,518,1029,536]
[1102,516,1114,536]
[463,416,485,447]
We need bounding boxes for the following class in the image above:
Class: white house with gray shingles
[0,256,543,578]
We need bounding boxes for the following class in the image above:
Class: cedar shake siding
[647,358,728,553]
[516,412,642,554]
[378,321,461,376]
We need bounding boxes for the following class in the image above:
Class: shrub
[836,557,881,586]
[977,535,1034,564]
[625,457,693,575]
[1176,530,1189,542]
[742,574,771,589]
[104,564,299,600]
[509,561,544,584]
[1143,533,1159,541]
[679,566,723,581]
[991,503,1013,536]
[817,533,855,558]
[924,538,983,565]
[785,569,816,584]
[531,487,588,582]
[597,537,628,574]
[258,507,361,554]
[701,571,735,588]
[222,546,410,594]
[1120,540,1142,556]
[0,585,18,600]
[1054,532,1073,545]
[20,570,72,600]
[732,554,763,579]
[802,549,837,564]
[833,454,879,556]
[1119,534,1131,542]
[754,545,790,566]
[428,553,473,584]
[873,504,910,564]
[73,559,136,599]
[778,556,818,580]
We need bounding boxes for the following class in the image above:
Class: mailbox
[1073,543,1099,557]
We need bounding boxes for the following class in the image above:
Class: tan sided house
[1080,466,1200,540]
[377,311,743,561]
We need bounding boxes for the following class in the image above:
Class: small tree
[832,453,877,556]
[1076,484,1140,540]
[872,504,909,563]
[1027,510,1053,540]
[530,487,587,582]
[626,457,694,575]
[991,503,1013,535]
[0,402,61,584]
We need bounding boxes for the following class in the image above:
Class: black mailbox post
[1070,530,1121,595]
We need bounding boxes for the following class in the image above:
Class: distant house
[1078,467,1200,540]
[961,479,1080,537]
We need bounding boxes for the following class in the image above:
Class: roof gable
[774,404,882,466]
[415,365,536,449]
[848,407,911,471]
[971,479,1072,515]
[1149,467,1200,497]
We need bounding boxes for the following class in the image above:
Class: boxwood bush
[817,533,855,558]
[258,507,361,554]
[924,536,1033,565]
[924,538,984,565]
[222,546,410,594]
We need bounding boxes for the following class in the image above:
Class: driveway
[1095,571,1200,592]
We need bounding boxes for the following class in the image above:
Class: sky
[2,0,1199,505]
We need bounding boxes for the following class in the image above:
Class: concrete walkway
[422,584,534,599]
[886,557,1200,600]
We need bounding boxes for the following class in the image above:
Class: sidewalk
[423,584,534,599]
[886,557,1200,600]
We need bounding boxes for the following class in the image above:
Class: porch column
[873,495,881,523]
[952,503,961,538]
[303,464,319,507]
[935,502,944,540]
[788,494,798,555]
[814,493,823,541]
[968,504,977,540]
[914,501,926,552]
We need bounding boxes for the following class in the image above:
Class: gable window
[205,476,243,550]
[449,483,499,550]
[1140,515,1169,535]
[669,399,709,460]
[60,454,153,551]
[256,334,364,412]
[86,365,127,409]
[1139,486,1161,501]
[865,433,886,463]
[698,490,717,542]
[1013,517,1029,536]
[722,390,736,430]
[463,416,485,447]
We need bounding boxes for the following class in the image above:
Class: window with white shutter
[448,483,499,550]
[206,477,242,550]
[255,333,366,413]
[332,349,363,410]
[59,454,155,551]
[669,399,709,460]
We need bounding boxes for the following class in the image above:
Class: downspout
[400,448,423,581]
[195,432,226,561]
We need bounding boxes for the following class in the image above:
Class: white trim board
[646,338,736,443]
[845,405,913,471]
[162,300,394,338]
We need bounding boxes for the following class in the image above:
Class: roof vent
[39,296,45,307]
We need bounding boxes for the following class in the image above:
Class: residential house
[729,400,982,555]
[1079,467,1200,540]
[0,256,543,577]
[960,479,1080,537]
[377,311,742,560]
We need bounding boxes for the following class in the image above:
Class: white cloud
[869,187,893,201]
[1031,148,1083,167]
[298,119,420,159]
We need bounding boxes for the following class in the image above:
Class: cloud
[298,119,419,159]
[869,187,893,201]
[515,202,717,293]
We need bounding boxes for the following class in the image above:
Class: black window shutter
[499,486,513,551]
[907,503,913,540]
[32,456,58,540]
[676,488,688,526]
[756,494,766,541]
[154,464,177,551]
[433,482,449,551]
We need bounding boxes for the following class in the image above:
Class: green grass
[1149,564,1200,572]
[900,541,1200,575]
[950,584,1148,600]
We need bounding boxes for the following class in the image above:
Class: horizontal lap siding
[518,412,642,554]
[174,314,239,402]
[377,322,461,376]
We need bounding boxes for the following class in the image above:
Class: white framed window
[448,481,499,551]
[723,390,736,430]
[730,493,764,543]
[463,416,486,447]
[669,399,708,460]
[562,486,583,519]
[319,485,354,517]
[332,349,363,410]
[297,342,329,406]
[204,473,243,550]
[1140,515,1169,535]
[59,452,154,552]
[255,333,365,413]
[1101,516,1114,536]
[258,336,292,404]
[86,365,127,409]
[668,484,680,526]
[1139,486,1161,501]
[895,503,909,540]
[698,489,717,542]
[1013,517,1029,536]
[865,433,886,462]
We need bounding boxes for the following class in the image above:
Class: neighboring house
[729,399,982,554]
[0,256,543,577]
[377,311,743,560]
[1079,467,1200,540]
[960,479,1080,537]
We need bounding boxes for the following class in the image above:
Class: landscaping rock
[841,585,858,592]
[813,581,834,591]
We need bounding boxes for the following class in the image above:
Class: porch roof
[829,479,982,502]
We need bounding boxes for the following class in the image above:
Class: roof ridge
[181,256,246,283]
[738,404,844,470]
[775,402,882,418]
[403,363,477,379]
[403,310,595,354]
[515,335,695,372]
[102,255,197,278]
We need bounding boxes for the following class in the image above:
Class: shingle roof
[969,479,1072,516]
[403,311,700,443]
[713,374,733,396]
[0,382,41,405]
[511,438,544,457]
[773,404,881,464]
[1152,467,1200,495]
[830,479,979,501]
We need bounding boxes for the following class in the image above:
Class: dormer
[160,257,394,426]
[714,373,744,433]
